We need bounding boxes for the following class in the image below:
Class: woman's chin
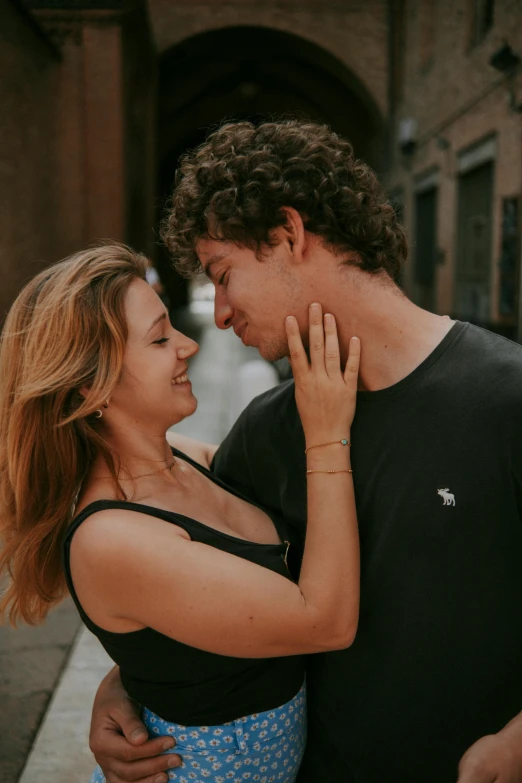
[169,395,198,426]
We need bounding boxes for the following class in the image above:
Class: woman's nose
[214,289,234,330]
[177,336,199,359]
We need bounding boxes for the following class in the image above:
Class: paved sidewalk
[0,598,81,783]
[17,627,112,783]
[17,314,277,783]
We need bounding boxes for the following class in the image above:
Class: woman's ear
[78,386,110,410]
[78,385,90,400]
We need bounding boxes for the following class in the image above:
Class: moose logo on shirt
[437,488,455,506]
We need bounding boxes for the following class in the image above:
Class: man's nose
[214,291,234,330]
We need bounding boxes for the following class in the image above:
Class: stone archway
[155,25,386,306]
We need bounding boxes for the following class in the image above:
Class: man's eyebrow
[202,253,228,278]
[144,311,167,337]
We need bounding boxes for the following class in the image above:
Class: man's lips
[233,324,247,341]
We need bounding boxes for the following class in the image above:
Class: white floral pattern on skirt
[90,682,306,783]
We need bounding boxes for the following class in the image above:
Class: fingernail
[131,729,148,741]
[168,755,181,768]
[324,313,333,323]
[162,738,175,750]
[154,775,167,783]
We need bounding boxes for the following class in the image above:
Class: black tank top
[62,448,305,725]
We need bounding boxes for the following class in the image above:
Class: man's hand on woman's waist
[89,666,181,783]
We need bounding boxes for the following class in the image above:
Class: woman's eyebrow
[144,311,167,337]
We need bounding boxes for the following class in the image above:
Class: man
[89,120,522,783]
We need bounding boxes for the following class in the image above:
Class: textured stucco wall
[0,1,158,319]
[0,0,65,319]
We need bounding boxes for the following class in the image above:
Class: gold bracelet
[305,438,351,454]
[306,469,353,474]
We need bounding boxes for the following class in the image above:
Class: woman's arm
[72,305,360,658]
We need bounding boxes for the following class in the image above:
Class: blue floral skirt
[90,682,306,783]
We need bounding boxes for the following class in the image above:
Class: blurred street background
[1,0,522,779]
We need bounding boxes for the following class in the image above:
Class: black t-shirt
[212,322,522,783]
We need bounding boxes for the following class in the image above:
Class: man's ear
[278,207,307,265]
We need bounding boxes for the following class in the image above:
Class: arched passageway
[155,26,385,306]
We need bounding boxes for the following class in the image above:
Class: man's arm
[89,666,180,783]
[457,711,522,783]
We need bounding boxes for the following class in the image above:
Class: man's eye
[218,271,228,285]
[152,337,169,345]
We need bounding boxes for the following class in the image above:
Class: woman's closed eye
[152,337,170,345]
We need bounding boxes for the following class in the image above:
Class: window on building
[470,0,495,47]
[455,160,494,325]
[414,186,438,312]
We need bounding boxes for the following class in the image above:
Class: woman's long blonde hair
[0,242,148,625]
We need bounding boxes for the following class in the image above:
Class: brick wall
[387,0,522,330]
[148,0,389,118]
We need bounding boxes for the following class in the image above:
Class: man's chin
[257,341,288,363]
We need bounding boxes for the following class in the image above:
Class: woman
[0,243,360,782]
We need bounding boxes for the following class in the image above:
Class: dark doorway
[414,186,438,312]
[455,161,494,325]
[155,26,385,309]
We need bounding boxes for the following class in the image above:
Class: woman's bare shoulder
[70,505,190,566]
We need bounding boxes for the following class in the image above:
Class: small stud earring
[103,400,109,409]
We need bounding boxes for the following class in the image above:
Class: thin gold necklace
[99,456,177,481]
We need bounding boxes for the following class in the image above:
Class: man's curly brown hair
[162,120,407,282]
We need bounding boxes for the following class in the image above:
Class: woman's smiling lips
[172,368,191,388]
